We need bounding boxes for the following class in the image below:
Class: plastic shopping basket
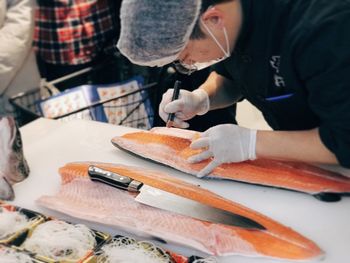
[9,80,157,129]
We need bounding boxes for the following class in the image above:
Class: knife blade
[88,165,265,230]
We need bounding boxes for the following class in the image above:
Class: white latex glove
[188,124,257,178]
[159,89,209,128]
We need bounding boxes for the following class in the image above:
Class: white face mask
[175,20,230,75]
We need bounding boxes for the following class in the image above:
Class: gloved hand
[188,124,257,178]
[159,88,209,128]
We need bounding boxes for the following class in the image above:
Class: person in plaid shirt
[34,0,121,90]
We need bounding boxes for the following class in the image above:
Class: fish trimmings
[96,236,219,263]
[0,246,33,263]
[97,236,172,263]
[22,220,96,261]
[0,209,30,239]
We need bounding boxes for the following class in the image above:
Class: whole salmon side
[0,116,30,200]
[37,162,323,260]
[111,127,350,201]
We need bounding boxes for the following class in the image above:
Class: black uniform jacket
[214,0,350,167]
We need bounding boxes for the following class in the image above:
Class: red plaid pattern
[34,0,116,65]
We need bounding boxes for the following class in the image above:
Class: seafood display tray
[0,202,45,245]
[0,202,211,263]
[0,202,111,263]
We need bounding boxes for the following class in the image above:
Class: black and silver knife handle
[88,166,142,192]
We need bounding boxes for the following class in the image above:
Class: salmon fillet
[37,162,323,260]
[111,127,350,199]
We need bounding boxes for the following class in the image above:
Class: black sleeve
[211,59,245,104]
[212,60,234,81]
[295,12,350,167]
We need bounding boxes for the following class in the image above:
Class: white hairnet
[117,0,202,67]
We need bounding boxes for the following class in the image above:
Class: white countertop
[10,118,350,263]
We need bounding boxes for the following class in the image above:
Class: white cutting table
[9,118,350,263]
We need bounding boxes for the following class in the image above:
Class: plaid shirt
[34,0,116,65]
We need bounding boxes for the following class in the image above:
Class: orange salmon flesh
[37,162,323,260]
[111,128,350,198]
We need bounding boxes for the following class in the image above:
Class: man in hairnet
[117,0,350,177]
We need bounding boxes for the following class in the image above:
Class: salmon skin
[111,127,350,202]
[37,162,323,260]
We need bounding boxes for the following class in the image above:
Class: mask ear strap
[200,19,230,57]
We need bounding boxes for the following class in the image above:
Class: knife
[88,165,265,230]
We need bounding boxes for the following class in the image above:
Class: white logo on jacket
[270,56,285,88]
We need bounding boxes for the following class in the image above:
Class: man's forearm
[199,71,243,110]
[256,128,338,164]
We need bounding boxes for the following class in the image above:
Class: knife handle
[88,166,142,192]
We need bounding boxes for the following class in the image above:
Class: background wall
[236,100,271,130]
